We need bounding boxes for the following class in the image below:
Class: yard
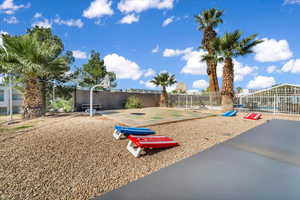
[99,107,214,127]
[0,111,299,200]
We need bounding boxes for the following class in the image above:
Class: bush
[50,98,73,112]
[125,96,143,109]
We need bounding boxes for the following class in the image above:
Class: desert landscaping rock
[0,113,299,200]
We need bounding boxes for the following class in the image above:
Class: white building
[0,86,23,115]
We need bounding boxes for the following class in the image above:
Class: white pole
[185,95,188,110]
[1,36,12,121]
[90,84,103,117]
[90,87,93,117]
[9,75,12,121]
[273,95,276,115]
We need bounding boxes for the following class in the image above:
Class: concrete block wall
[75,90,161,110]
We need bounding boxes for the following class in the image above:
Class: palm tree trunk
[23,78,42,119]
[160,86,168,107]
[204,28,221,106]
[221,57,234,111]
[208,61,221,105]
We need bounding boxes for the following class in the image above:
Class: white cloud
[192,80,209,89]
[284,0,300,4]
[247,76,276,89]
[3,16,18,24]
[139,80,156,88]
[0,30,9,35]
[83,0,114,19]
[187,89,199,94]
[163,47,193,57]
[281,59,300,73]
[104,53,143,80]
[34,12,42,18]
[0,0,30,15]
[119,14,139,24]
[152,44,160,53]
[72,50,88,59]
[233,60,258,82]
[32,18,52,28]
[144,68,156,77]
[94,19,102,25]
[54,17,84,28]
[166,84,176,92]
[180,50,209,75]
[253,38,293,62]
[162,16,174,27]
[159,70,168,74]
[118,0,174,13]
[178,49,256,81]
[266,65,280,73]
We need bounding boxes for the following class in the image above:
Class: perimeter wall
[75,90,161,110]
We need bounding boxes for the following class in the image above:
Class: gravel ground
[0,113,299,200]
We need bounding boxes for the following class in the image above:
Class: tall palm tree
[210,30,263,110]
[27,27,75,115]
[195,8,224,105]
[0,29,69,119]
[151,73,177,107]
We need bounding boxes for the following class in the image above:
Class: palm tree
[195,8,224,105]
[151,73,177,107]
[210,30,263,110]
[236,87,243,94]
[0,28,71,119]
[39,52,74,114]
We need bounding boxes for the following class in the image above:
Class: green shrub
[50,98,73,112]
[125,96,143,109]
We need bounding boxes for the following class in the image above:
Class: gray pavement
[94,120,300,200]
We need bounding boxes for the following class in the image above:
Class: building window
[12,94,23,101]
[0,107,7,115]
[13,106,21,114]
[0,90,4,102]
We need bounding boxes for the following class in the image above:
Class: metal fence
[168,94,215,109]
[234,86,300,115]
[169,87,300,116]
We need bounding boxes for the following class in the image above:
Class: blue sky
[1,0,300,92]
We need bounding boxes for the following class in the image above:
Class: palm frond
[195,8,224,30]
[151,72,177,88]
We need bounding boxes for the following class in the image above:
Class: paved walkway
[94,120,300,200]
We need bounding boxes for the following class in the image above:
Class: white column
[9,76,12,120]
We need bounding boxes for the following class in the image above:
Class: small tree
[77,50,116,89]
[151,72,177,107]
[125,96,143,109]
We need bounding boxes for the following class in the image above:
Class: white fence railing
[234,94,300,115]
[169,94,209,109]
[169,92,300,116]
